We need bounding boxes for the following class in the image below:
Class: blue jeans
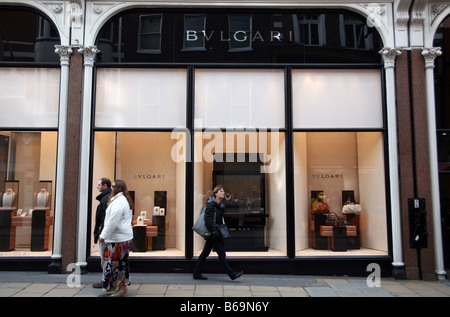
[193,238,236,278]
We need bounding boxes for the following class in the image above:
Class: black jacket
[204,195,225,239]
[93,187,112,244]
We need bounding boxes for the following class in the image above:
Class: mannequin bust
[2,188,16,208]
[36,188,49,207]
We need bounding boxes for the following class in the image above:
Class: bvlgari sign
[133,174,165,180]
[185,30,294,43]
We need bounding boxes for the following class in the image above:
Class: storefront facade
[0,0,449,280]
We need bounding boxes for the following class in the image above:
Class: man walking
[92,177,112,288]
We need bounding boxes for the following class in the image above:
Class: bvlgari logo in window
[312,174,343,179]
[133,174,165,180]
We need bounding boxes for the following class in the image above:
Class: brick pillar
[395,51,418,279]
[61,50,83,271]
[396,49,436,280]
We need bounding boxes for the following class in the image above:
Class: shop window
[183,14,206,51]
[137,14,163,53]
[0,131,57,256]
[193,131,287,256]
[228,14,252,52]
[95,68,187,128]
[292,69,383,129]
[0,68,60,128]
[294,132,388,255]
[91,131,186,257]
[194,69,285,129]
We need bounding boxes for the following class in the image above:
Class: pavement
[0,271,449,298]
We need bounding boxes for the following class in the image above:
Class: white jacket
[100,192,133,243]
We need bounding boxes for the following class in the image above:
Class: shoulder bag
[192,207,211,238]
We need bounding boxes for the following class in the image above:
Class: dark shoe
[193,274,208,280]
[92,282,103,288]
[230,271,243,280]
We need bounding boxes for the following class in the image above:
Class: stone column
[49,45,73,273]
[380,47,405,278]
[76,46,100,269]
[422,47,446,280]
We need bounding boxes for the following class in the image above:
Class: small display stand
[0,181,19,251]
[132,225,147,252]
[31,181,52,251]
[152,191,166,250]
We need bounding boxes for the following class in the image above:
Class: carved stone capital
[379,47,402,68]
[78,45,100,66]
[422,47,442,69]
[54,45,73,66]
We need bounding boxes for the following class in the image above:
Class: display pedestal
[224,212,268,251]
[152,215,165,250]
[331,226,347,251]
[311,214,327,249]
[31,209,48,251]
[132,226,147,252]
[0,209,13,251]
[344,213,360,249]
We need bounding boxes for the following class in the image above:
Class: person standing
[193,185,243,281]
[92,177,112,288]
[99,180,134,297]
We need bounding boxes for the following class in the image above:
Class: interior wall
[294,132,308,251]
[357,132,388,251]
[91,131,116,253]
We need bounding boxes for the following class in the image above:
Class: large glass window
[193,130,287,256]
[0,68,60,128]
[294,132,388,255]
[193,68,286,256]
[95,68,187,128]
[0,7,60,259]
[194,69,285,129]
[91,131,186,257]
[0,131,57,256]
[92,68,187,257]
[434,15,450,269]
[292,69,383,129]
[94,9,388,261]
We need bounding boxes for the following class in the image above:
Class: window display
[91,132,186,257]
[294,132,388,256]
[213,153,268,251]
[193,131,287,256]
[0,132,57,255]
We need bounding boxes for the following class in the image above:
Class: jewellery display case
[30,181,53,251]
[0,181,19,251]
[152,191,167,250]
[33,181,52,210]
[213,153,268,251]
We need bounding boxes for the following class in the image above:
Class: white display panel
[292,69,383,129]
[0,68,60,128]
[95,68,187,128]
[194,69,285,129]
